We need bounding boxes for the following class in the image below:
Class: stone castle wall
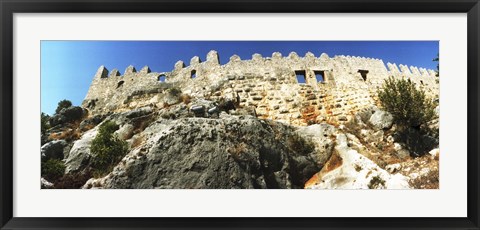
[82,50,439,126]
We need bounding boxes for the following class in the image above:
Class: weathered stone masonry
[82,50,439,126]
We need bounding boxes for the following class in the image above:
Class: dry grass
[180,94,192,104]
[81,123,96,131]
[409,169,439,189]
[49,128,82,142]
[132,114,154,134]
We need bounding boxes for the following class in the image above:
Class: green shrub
[368,175,386,189]
[378,76,436,129]
[55,99,72,114]
[41,159,65,181]
[167,87,182,97]
[90,121,128,177]
[41,112,50,135]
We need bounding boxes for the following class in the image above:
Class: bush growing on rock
[378,77,436,129]
[90,121,128,177]
[41,112,50,135]
[41,159,66,181]
[378,77,438,156]
[167,87,182,97]
[55,99,72,114]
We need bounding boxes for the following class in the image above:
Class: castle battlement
[83,50,438,126]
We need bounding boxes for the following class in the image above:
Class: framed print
[1,0,479,229]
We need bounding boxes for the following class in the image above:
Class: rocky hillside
[41,93,439,189]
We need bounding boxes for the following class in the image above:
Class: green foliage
[433,54,439,77]
[41,112,50,135]
[55,99,72,114]
[41,159,65,181]
[368,175,386,189]
[378,76,436,129]
[90,121,128,177]
[167,87,182,97]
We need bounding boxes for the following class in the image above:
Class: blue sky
[41,41,439,115]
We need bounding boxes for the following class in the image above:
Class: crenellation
[83,50,438,126]
[140,66,151,74]
[206,50,220,65]
[272,52,282,60]
[190,56,201,66]
[174,61,185,71]
[109,68,120,78]
[252,53,263,62]
[398,64,411,76]
[95,65,109,79]
[288,52,300,60]
[229,55,241,62]
[125,65,137,75]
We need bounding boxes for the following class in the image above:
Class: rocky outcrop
[305,134,411,189]
[368,109,393,130]
[41,140,68,161]
[84,115,332,189]
[64,128,98,173]
[41,178,54,189]
[50,106,86,127]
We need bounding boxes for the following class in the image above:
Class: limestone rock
[116,124,134,141]
[124,107,153,119]
[64,128,98,173]
[368,109,393,130]
[41,178,54,189]
[79,115,105,131]
[41,140,68,161]
[50,106,86,127]
[306,134,411,189]
[93,115,328,189]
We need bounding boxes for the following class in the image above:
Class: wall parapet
[83,50,439,125]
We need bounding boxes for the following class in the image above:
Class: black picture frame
[1,0,479,229]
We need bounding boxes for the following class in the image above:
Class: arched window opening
[158,75,166,82]
[117,81,125,88]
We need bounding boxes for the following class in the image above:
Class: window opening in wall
[191,70,197,79]
[158,75,166,82]
[358,70,369,81]
[314,71,325,83]
[295,70,306,84]
[117,81,124,88]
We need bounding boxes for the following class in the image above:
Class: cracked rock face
[305,134,411,189]
[84,115,332,189]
